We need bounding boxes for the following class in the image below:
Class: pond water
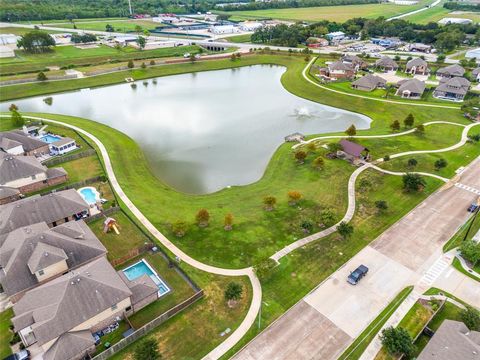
[2,65,371,194]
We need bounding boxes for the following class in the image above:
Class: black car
[347,265,369,285]
[467,203,479,213]
[3,350,30,360]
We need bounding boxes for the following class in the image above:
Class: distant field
[19,17,127,24]
[223,33,252,43]
[0,26,66,35]
[54,19,164,32]
[405,4,480,24]
[218,1,433,22]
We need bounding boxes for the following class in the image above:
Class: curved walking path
[2,115,261,360]
[272,121,480,261]
[387,0,441,21]
[302,57,460,109]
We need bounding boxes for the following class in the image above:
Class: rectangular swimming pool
[40,134,62,144]
[122,259,170,296]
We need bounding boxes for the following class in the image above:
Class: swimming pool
[122,259,170,296]
[40,134,62,144]
[77,187,100,205]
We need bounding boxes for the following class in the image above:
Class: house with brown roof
[338,139,370,163]
[395,78,426,99]
[433,76,471,102]
[0,152,67,195]
[351,74,386,92]
[436,64,465,79]
[12,257,133,360]
[375,56,399,72]
[0,130,50,156]
[0,220,107,302]
[0,189,90,238]
[341,54,368,70]
[417,320,480,360]
[319,60,355,80]
[405,58,429,75]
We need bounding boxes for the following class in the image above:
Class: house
[0,152,67,194]
[284,133,305,142]
[49,137,77,155]
[338,139,370,162]
[472,67,480,82]
[306,37,329,48]
[409,43,432,53]
[0,220,107,302]
[351,74,386,92]
[326,31,345,43]
[433,76,471,101]
[375,56,399,71]
[436,64,465,79]
[0,186,21,205]
[417,320,480,360]
[117,270,159,313]
[11,257,133,360]
[341,55,368,70]
[0,130,50,156]
[0,189,90,237]
[319,61,355,80]
[396,78,426,99]
[405,58,429,75]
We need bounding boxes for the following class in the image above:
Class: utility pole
[128,0,133,16]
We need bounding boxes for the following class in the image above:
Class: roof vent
[44,252,49,257]
[71,281,75,285]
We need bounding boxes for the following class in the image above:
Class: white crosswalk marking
[418,257,451,287]
[455,183,480,195]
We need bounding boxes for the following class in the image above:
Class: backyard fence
[39,175,107,196]
[91,290,204,360]
[110,243,154,267]
[84,206,121,224]
[42,148,96,166]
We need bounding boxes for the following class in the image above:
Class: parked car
[347,265,369,285]
[467,203,479,213]
[3,350,30,360]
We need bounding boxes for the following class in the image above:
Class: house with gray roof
[12,257,133,359]
[0,189,89,238]
[473,67,480,82]
[375,56,399,72]
[351,74,386,92]
[0,186,20,205]
[433,76,471,101]
[405,57,429,75]
[0,220,107,302]
[436,64,465,79]
[0,130,50,156]
[417,320,480,360]
[318,60,355,80]
[396,78,426,99]
[341,54,368,70]
[0,152,67,196]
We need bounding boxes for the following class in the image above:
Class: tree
[37,71,47,81]
[10,108,24,127]
[196,209,210,227]
[17,31,55,53]
[301,220,313,233]
[328,142,343,153]
[224,282,243,301]
[461,306,480,331]
[390,120,400,131]
[105,24,114,32]
[224,213,234,231]
[134,337,161,360]
[375,200,388,213]
[127,60,134,69]
[407,158,418,168]
[263,196,277,211]
[306,142,316,152]
[337,221,353,239]
[9,104,18,111]
[320,209,335,227]
[345,124,357,137]
[230,53,237,61]
[460,240,480,266]
[404,113,414,128]
[287,190,302,205]
[143,29,150,37]
[150,59,155,65]
[134,25,143,34]
[295,150,307,164]
[313,156,324,170]
[403,173,426,192]
[236,52,241,59]
[140,62,146,69]
[416,124,425,134]
[137,36,146,50]
[380,327,415,357]
[189,53,196,63]
[172,220,187,237]
[434,158,447,170]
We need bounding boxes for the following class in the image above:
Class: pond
[2,65,371,194]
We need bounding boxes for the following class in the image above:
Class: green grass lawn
[0,26,66,35]
[452,257,480,282]
[55,19,164,33]
[223,34,252,43]
[56,155,104,183]
[405,0,480,24]
[444,209,480,252]
[0,308,13,359]
[216,0,434,22]
[339,286,414,360]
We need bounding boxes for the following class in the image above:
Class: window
[38,269,45,276]
[31,174,36,180]
[111,304,118,311]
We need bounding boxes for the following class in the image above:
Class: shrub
[375,200,388,212]
[461,306,480,331]
[390,120,400,131]
[134,337,161,360]
[150,59,155,65]
[403,173,426,192]
[380,327,415,357]
[37,71,47,81]
[172,220,187,237]
[434,158,447,170]
[287,190,302,205]
[195,209,210,227]
[141,62,146,69]
[407,158,417,168]
[383,155,390,162]
[263,196,277,211]
[320,209,335,227]
[337,221,353,239]
[313,156,325,170]
[295,150,307,164]
[127,60,134,68]
[224,282,243,301]
[224,213,234,231]
[404,113,415,127]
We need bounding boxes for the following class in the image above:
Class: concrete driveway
[233,157,480,360]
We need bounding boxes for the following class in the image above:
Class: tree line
[251,17,480,51]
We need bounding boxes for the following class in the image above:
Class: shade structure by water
[2,65,371,194]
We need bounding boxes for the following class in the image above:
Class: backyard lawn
[0,308,13,359]
[216,0,434,22]
[55,155,104,183]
